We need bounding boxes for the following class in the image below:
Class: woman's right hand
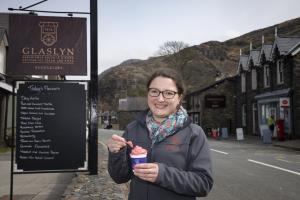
[107,134,127,153]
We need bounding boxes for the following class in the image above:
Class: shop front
[255,88,292,138]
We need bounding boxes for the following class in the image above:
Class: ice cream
[130,145,147,168]
[130,145,147,155]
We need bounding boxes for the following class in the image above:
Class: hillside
[98,17,300,112]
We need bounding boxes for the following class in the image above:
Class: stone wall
[293,54,300,138]
[186,78,236,135]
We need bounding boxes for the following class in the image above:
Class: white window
[241,73,246,93]
[242,104,247,127]
[277,60,284,84]
[264,65,270,88]
[251,69,257,90]
[0,41,6,74]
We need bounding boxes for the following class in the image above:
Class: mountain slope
[98,17,300,111]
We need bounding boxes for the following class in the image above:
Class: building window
[194,96,198,109]
[189,96,194,109]
[241,73,246,93]
[277,60,284,84]
[242,104,246,127]
[194,114,199,124]
[251,69,257,90]
[264,65,270,88]
[0,43,6,74]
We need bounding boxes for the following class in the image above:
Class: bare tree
[156,41,189,56]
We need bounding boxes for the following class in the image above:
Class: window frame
[264,65,270,88]
[277,60,284,84]
[0,42,6,74]
[241,73,246,93]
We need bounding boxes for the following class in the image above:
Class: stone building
[0,27,12,146]
[185,77,236,135]
[118,97,148,130]
[236,34,300,139]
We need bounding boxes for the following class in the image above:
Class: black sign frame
[205,95,226,108]
[7,14,87,75]
[13,81,88,173]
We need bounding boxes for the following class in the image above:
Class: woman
[107,68,213,200]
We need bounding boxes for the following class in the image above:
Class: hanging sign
[205,95,226,108]
[280,98,290,107]
[7,14,87,75]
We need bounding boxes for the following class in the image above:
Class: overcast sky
[1,0,300,78]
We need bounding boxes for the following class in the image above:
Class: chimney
[262,35,265,45]
[239,49,242,55]
[250,42,252,51]
[275,27,278,37]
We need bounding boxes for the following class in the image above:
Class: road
[98,129,300,200]
[203,139,300,200]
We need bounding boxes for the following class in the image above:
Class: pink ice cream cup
[130,145,147,168]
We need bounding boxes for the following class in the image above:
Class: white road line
[248,159,300,176]
[277,158,292,163]
[210,149,229,155]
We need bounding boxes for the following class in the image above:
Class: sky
[1,0,300,79]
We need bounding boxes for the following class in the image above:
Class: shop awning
[255,88,291,103]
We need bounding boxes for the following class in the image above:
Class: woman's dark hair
[147,68,185,96]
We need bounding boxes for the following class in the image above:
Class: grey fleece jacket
[108,110,213,200]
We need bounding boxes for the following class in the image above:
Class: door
[252,103,258,135]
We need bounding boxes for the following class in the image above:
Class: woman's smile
[147,76,182,122]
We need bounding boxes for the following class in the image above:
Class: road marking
[248,159,300,176]
[210,149,229,155]
[277,158,292,163]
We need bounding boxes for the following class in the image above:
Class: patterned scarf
[146,106,188,144]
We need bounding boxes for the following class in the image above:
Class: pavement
[213,134,300,151]
[0,131,299,200]
[0,150,75,200]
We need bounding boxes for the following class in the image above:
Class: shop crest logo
[39,22,59,46]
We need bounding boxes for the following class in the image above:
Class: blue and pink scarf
[146,106,188,144]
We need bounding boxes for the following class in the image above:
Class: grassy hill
[98,17,300,112]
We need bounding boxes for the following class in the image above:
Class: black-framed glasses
[148,88,178,99]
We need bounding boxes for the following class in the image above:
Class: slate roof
[259,44,273,61]
[255,88,291,100]
[287,41,300,56]
[271,36,300,56]
[237,55,249,73]
[187,76,236,96]
[247,50,261,67]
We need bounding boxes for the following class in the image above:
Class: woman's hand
[133,163,159,183]
[106,134,127,153]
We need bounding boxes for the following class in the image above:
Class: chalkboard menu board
[15,81,87,171]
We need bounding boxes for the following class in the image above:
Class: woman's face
[147,76,182,122]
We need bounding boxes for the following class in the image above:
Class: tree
[156,41,189,56]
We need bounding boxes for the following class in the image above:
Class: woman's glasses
[148,88,178,99]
